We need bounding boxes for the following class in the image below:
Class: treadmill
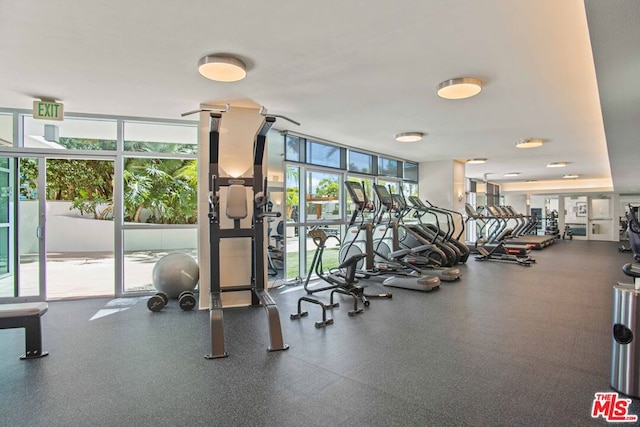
[466,204,531,256]
[494,206,556,249]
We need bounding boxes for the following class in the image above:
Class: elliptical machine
[339,181,441,292]
[374,184,461,282]
[407,196,470,263]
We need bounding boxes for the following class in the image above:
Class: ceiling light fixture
[504,172,520,177]
[395,132,424,142]
[197,55,247,82]
[466,158,487,164]
[515,138,544,149]
[546,162,568,168]
[563,174,579,179]
[437,77,483,99]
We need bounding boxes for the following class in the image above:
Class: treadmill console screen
[408,196,425,207]
[345,181,366,204]
[391,194,405,208]
[373,184,392,204]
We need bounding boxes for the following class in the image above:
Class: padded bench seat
[0,302,49,359]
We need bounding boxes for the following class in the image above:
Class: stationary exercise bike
[291,228,392,327]
[304,228,392,309]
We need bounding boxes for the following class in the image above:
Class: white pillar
[197,106,264,309]
[418,159,466,237]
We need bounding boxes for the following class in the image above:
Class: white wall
[504,194,528,214]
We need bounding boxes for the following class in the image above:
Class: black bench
[0,302,49,359]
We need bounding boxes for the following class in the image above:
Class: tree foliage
[314,178,339,198]
[18,141,198,224]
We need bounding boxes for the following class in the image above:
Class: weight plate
[179,294,196,311]
[147,295,165,312]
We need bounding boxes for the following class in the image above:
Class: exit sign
[33,100,64,121]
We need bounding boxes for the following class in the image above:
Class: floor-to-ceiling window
[0,108,198,300]
[0,106,419,297]
[277,133,419,282]
[121,121,198,294]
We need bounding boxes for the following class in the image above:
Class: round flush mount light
[546,161,568,168]
[197,55,247,82]
[395,132,424,142]
[515,138,544,148]
[437,77,483,99]
[466,158,487,164]
[504,172,520,177]
[563,174,579,179]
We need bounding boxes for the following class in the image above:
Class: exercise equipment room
[1,1,639,425]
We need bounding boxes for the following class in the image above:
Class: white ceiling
[0,0,636,194]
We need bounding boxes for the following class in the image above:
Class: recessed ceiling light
[466,158,487,164]
[515,138,544,148]
[546,162,568,168]
[563,174,579,179]
[437,77,483,99]
[395,132,424,142]
[504,172,520,177]
[197,55,246,82]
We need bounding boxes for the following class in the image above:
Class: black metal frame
[205,113,288,359]
[0,304,49,359]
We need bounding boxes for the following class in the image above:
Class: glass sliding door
[17,158,44,299]
[0,156,45,301]
[0,157,11,295]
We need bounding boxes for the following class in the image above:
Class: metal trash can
[611,284,640,398]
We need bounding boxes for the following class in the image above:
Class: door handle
[36,226,43,240]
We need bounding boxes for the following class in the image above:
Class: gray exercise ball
[152,252,199,299]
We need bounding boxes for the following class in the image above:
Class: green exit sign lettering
[33,101,64,121]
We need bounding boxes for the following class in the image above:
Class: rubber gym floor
[0,240,637,426]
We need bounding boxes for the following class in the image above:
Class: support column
[418,159,466,234]
[197,105,264,309]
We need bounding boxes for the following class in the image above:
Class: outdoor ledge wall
[20,201,196,253]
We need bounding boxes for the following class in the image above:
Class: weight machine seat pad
[338,253,366,270]
[227,185,248,219]
[328,274,347,286]
[0,302,48,319]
